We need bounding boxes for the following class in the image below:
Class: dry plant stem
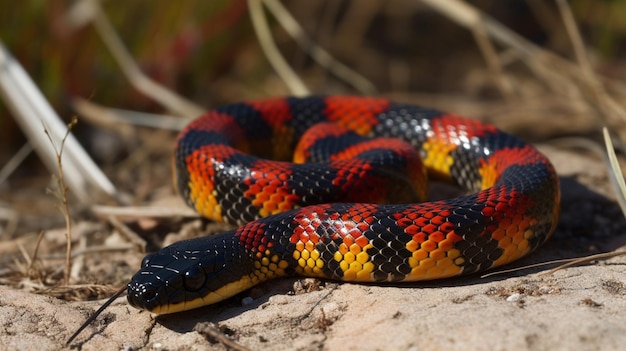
[92,204,198,219]
[0,143,33,185]
[262,0,377,95]
[195,323,253,351]
[44,118,77,286]
[40,244,136,261]
[420,0,626,124]
[71,97,136,139]
[554,0,622,123]
[481,251,626,278]
[542,251,626,276]
[248,0,310,96]
[68,244,136,259]
[555,0,596,86]
[27,230,46,273]
[70,234,87,281]
[469,18,513,98]
[418,0,540,57]
[18,243,32,268]
[73,97,189,131]
[421,0,577,98]
[479,257,579,278]
[89,1,205,118]
[602,127,626,219]
[526,0,565,49]
[107,216,147,252]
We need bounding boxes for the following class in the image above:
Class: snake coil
[127,96,560,314]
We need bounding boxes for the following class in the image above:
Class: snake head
[127,232,250,314]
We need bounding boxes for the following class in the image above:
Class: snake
[127,96,560,314]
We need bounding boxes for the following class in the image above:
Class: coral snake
[127,96,560,314]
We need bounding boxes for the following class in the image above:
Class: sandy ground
[2,144,626,351]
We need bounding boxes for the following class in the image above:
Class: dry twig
[107,216,147,253]
[262,0,377,95]
[92,204,198,219]
[602,127,626,219]
[195,323,253,351]
[27,230,46,274]
[44,118,78,286]
[469,18,513,98]
[542,251,626,276]
[72,0,205,117]
[73,97,189,131]
[248,0,310,96]
[419,0,626,125]
[554,0,624,125]
[0,143,33,185]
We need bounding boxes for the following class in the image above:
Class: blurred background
[1,0,625,233]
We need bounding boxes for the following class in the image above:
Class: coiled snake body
[127,96,560,314]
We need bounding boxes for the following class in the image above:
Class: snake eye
[183,265,206,291]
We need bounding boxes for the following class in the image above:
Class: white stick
[0,41,119,203]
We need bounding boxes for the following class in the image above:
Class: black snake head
[127,231,251,314]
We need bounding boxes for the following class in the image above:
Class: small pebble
[506,293,522,302]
